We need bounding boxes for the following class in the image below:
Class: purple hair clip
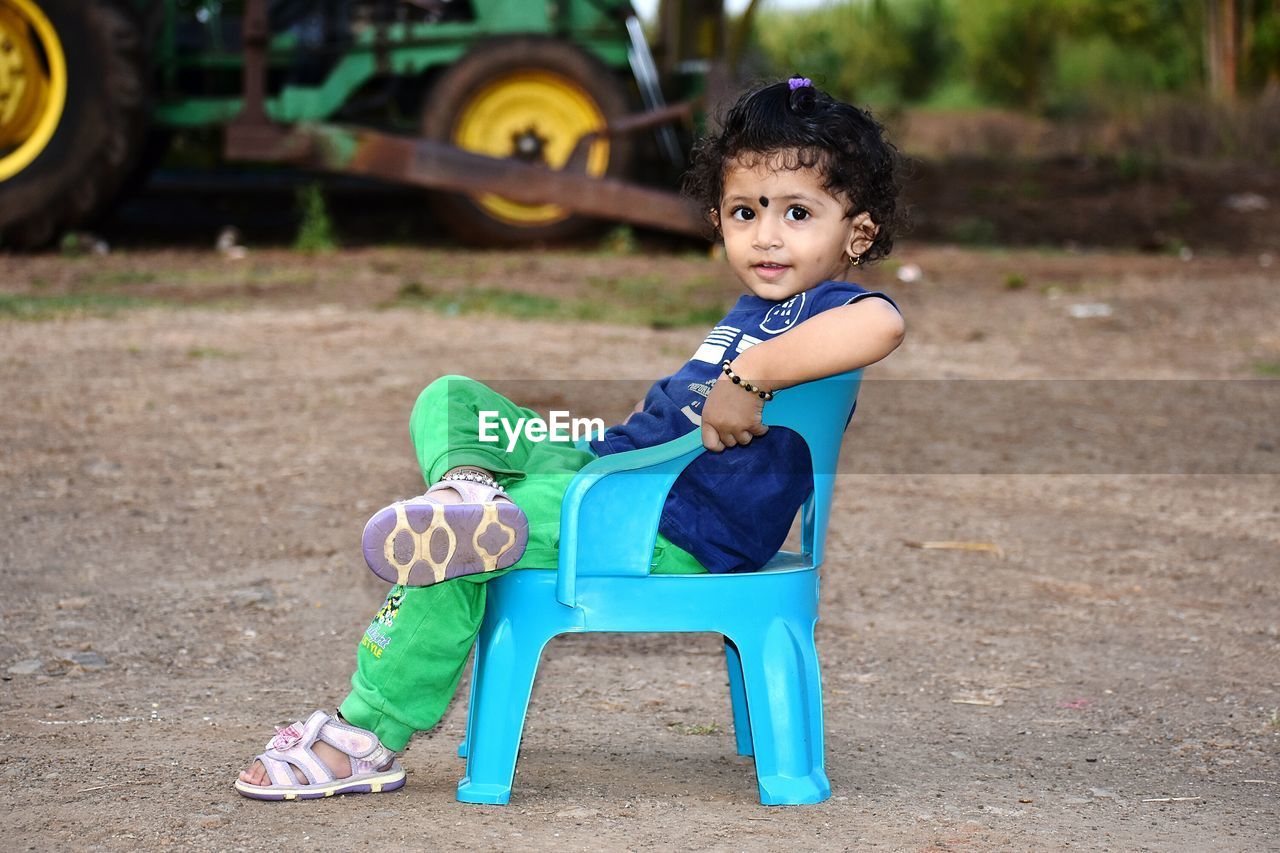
[788,76,812,90]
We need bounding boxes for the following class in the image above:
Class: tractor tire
[0,0,149,249]
[421,37,633,245]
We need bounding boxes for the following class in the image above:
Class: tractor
[0,0,732,248]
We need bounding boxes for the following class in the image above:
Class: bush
[953,0,1066,110]
[751,0,955,108]
[294,182,337,253]
[1048,34,1176,117]
[748,0,1219,114]
[746,0,1278,166]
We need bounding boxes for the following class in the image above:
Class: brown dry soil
[1,244,1277,851]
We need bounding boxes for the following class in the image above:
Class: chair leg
[723,637,753,756]
[457,650,476,759]
[455,618,548,805]
[733,619,830,805]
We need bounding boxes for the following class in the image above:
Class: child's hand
[701,379,768,452]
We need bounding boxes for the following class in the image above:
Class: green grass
[186,347,239,360]
[586,273,726,328]
[945,216,1000,246]
[60,264,319,291]
[81,270,159,287]
[1018,179,1045,199]
[597,225,640,256]
[393,283,575,320]
[1038,280,1083,296]
[1169,197,1195,219]
[1114,152,1165,183]
[1253,361,1280,378]
[390,275,729,329]
[294,182,338,253]
[0,293,156,321]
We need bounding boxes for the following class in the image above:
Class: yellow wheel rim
[0,0,66,182]
[452,69,610,227]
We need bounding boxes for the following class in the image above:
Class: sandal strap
[426,478,507,504]
[263,711,333,785]
[316,715,395,766]
[256,710,395,788]
[260,754,302,787]
[266,744,330,785]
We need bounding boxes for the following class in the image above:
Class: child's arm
[736,298,904,387]
[700,298,905,452]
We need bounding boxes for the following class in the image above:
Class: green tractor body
[149,0,633,128]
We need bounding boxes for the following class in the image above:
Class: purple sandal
[234,710,404,801]
[361,479,529,587]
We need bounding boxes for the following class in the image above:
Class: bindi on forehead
[758,196,769,207]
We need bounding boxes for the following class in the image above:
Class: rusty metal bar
[225,0,314,161]
[564,100,696,172]
[349,129,703,235]
[604,99,696,137]
[238,0,270,125]
[261,124,708,237]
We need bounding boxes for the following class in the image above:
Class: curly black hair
[682,80,902,264]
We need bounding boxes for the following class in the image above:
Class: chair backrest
[556,370,862,603]
[759,370,863,565]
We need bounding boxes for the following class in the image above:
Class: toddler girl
[235,77,906,800]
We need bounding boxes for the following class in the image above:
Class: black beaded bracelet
[721,360,774,401]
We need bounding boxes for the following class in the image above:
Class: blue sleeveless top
[591,280,898,573]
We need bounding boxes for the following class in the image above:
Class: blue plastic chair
[454,370,863,806]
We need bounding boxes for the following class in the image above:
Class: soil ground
[1,243,1277,851]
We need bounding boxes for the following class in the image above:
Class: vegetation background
[743,0,1280,166]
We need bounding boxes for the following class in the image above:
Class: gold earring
[847,253,862,266]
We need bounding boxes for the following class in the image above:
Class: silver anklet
[442,468,505,492]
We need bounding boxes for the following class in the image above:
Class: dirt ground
[1,243,1277,851]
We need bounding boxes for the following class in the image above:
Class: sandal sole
[234,768,406,801]
[362,500,528,586]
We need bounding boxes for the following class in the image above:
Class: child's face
[715,154,878,301]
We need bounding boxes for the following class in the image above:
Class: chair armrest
[556,430,705,606]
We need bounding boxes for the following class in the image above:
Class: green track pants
[339,375,705,750]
